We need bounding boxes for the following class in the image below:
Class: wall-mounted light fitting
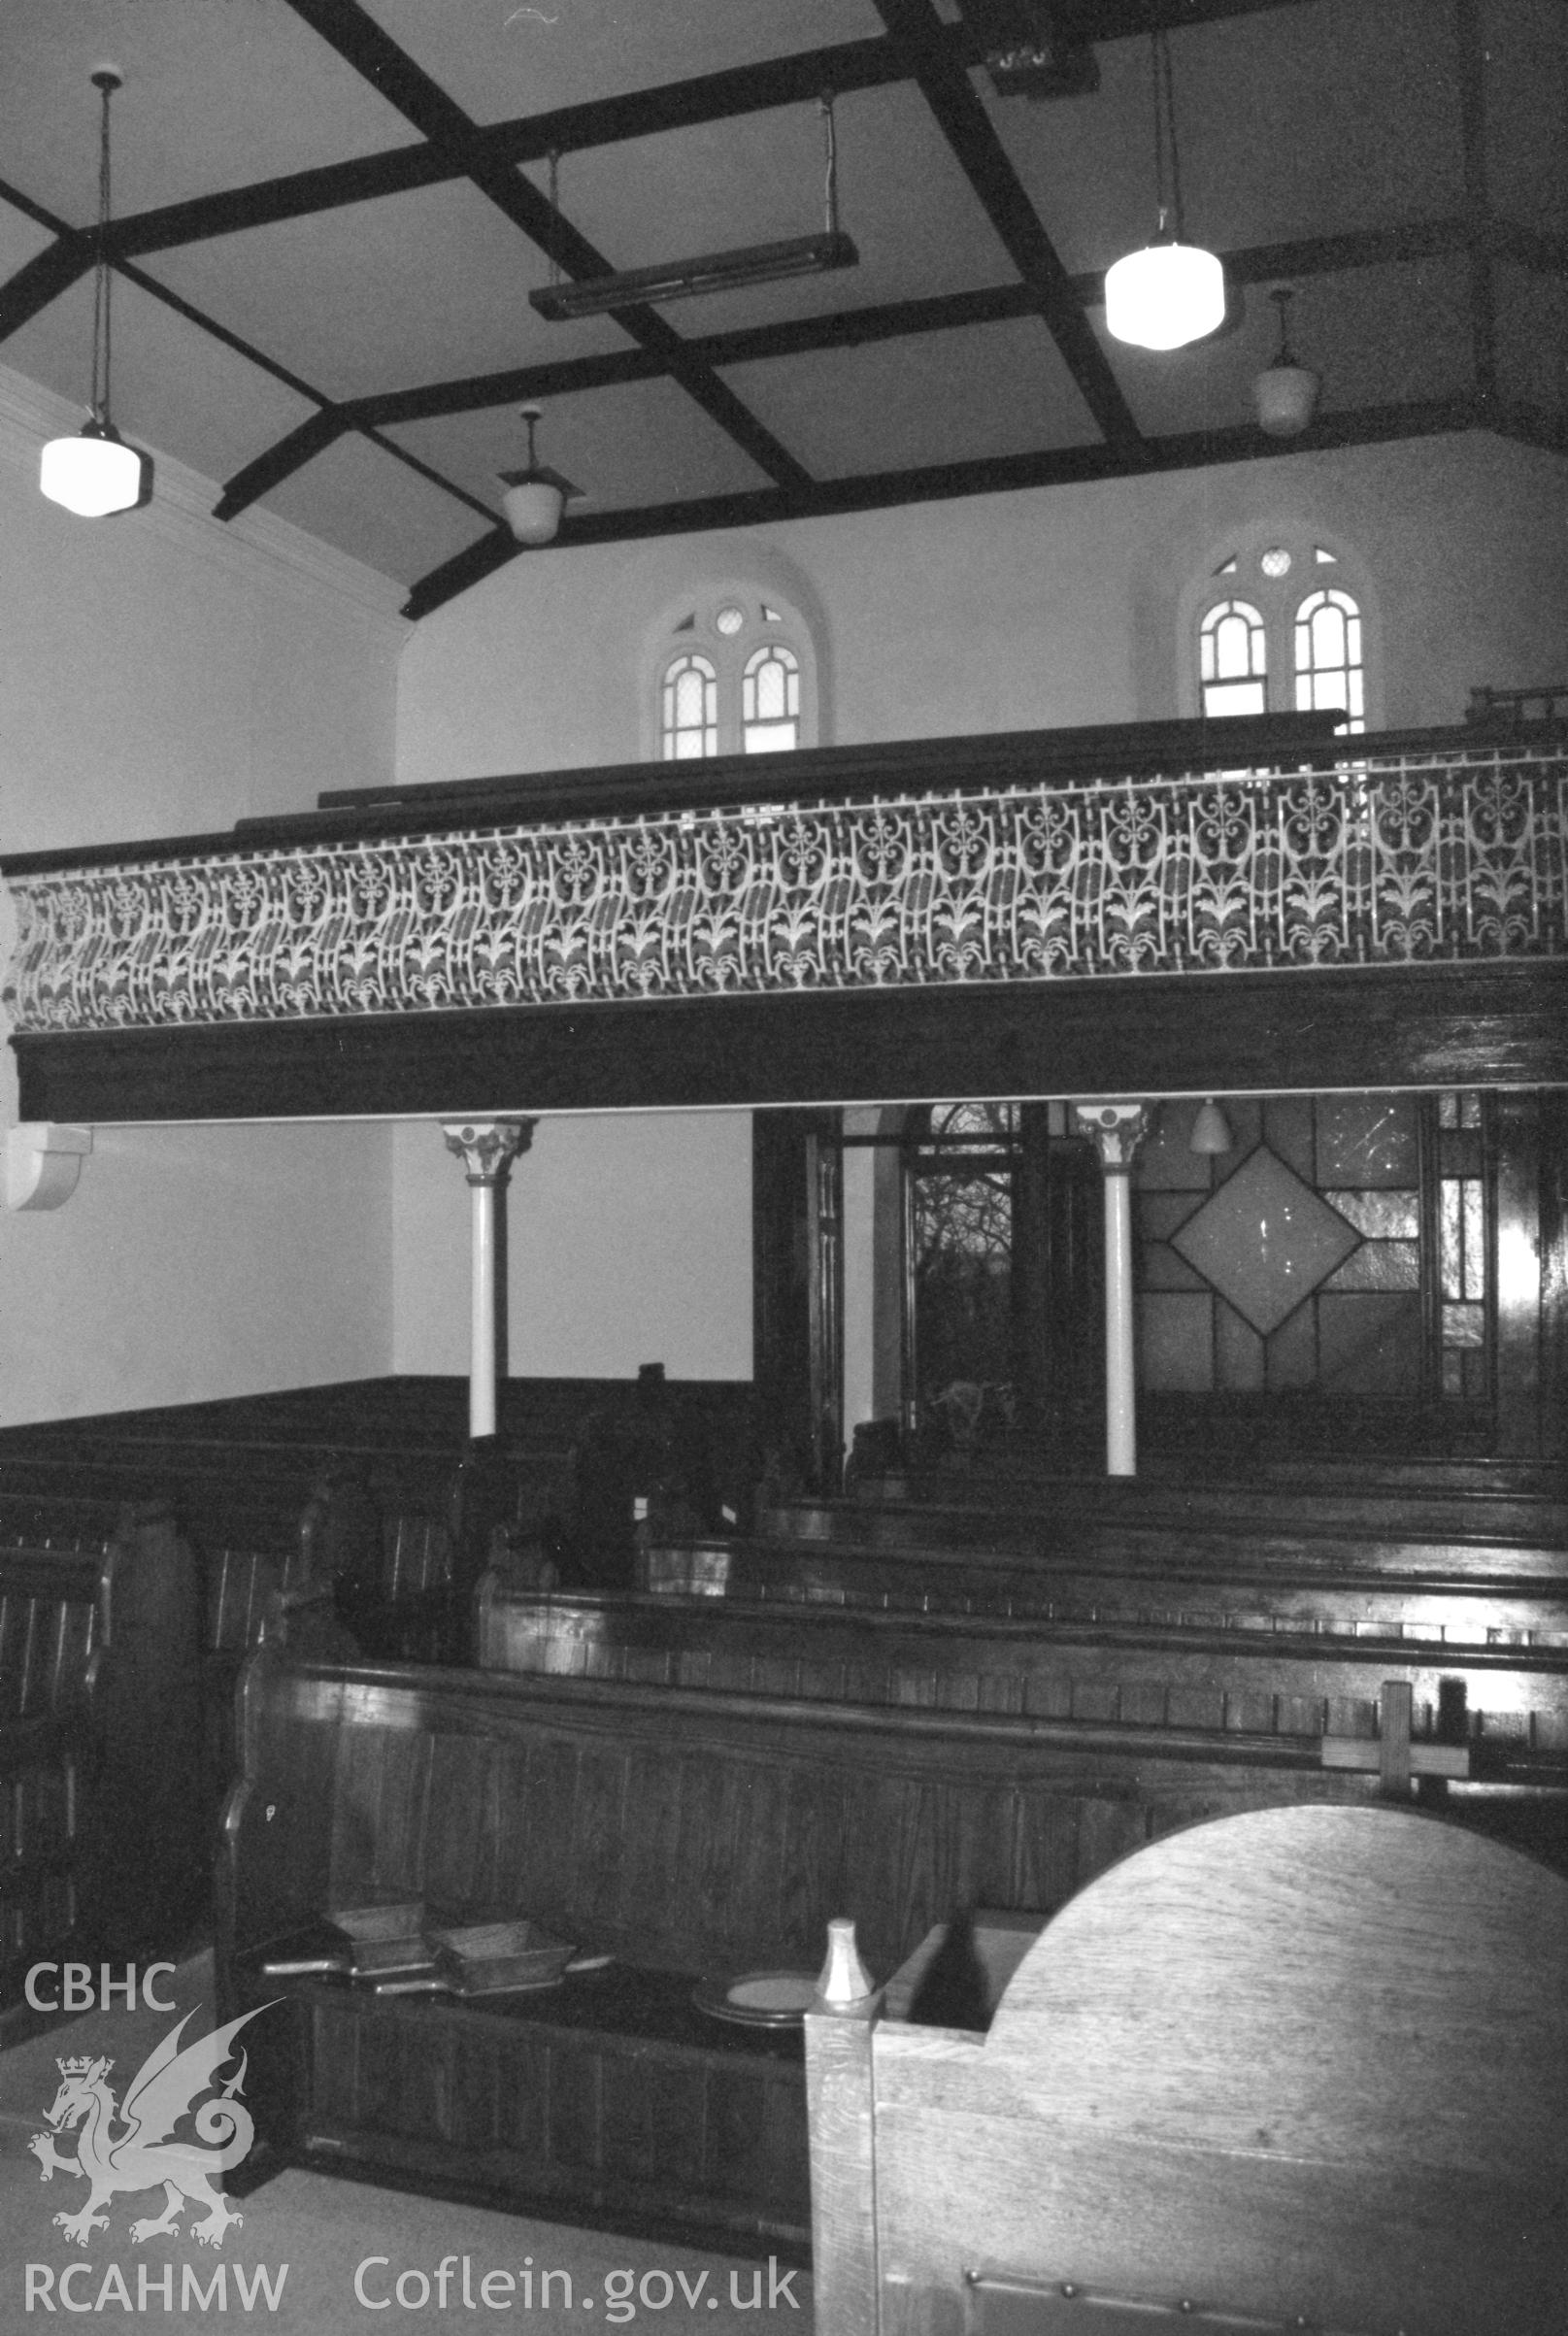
[40,68,152,518]
[1104,31,1224,351]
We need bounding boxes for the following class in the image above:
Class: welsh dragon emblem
[29,2006,271,2250]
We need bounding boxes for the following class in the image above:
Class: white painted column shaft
[441,1119,536,1443]
[469,1176,498,1440]
[1071,1102,1151,1481]
[1102,1166,1137,1477]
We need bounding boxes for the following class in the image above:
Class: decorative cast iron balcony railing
[4,737,1564,1038]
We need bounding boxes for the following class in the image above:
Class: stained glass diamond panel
[1172,1146,1360,1337]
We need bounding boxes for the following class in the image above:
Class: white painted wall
[0,367,405,1421]
[389,430,1567,1383]
[396,432,1568,781]
[391,1112,751,1384]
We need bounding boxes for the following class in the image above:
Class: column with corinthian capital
[441,1119,536,1439]
[1071,1102,1151,1477]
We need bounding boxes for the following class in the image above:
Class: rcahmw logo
[22,1998,289,2312]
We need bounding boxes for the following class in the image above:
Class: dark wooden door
[752,1110,843,1493]
[1014,1108,1104,1451]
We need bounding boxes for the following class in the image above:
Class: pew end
[805,1804,1568,2336]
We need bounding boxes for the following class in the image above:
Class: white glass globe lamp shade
[1253,361,1318,437]
[498,404,580,548]
[1254,287,1318,437]
[500,476,566,547]
[1104,240,1225,351]
[1188,1097,1234,1155]
[40,420,150,517]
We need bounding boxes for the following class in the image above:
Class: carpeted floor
[0,1957,814,2334]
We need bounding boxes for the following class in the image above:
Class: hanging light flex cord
[89,72,117,429]
[821,92,839,238]
[1151,28,1186,244]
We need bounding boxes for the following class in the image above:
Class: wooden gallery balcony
[3,713,1564,1123]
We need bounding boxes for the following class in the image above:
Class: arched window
[650,590,817,759]
[743,643,800,753]
[660,652,717,760]
[1199,600,1267,717]
[1188,538,1375,731]
[1294,586,1365,733]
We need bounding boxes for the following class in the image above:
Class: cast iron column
[441,1118,536,1439]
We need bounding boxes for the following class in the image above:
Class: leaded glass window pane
[1293,587,1364,733]
[1199,599,1266,717]
[743,644,799,753]
[661,652,717,760]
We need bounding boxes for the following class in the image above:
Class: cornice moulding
[0,362,409,637]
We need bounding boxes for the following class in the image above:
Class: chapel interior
[0,4,1564,2330]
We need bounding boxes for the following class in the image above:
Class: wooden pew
[0,1508,205,2030]
[806,1803,1568,2336]
[759,1483,1568,1576]
[473,1580,1568,1768]
[645,1513,1568,1614]
[218,1639,1567,2252]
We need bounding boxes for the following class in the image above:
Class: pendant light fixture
[1188,1097,1234,1155]
[498,405,581,546]
[1253,286,1319,437]
[1104,29,1224,352]
[40,69,152,518]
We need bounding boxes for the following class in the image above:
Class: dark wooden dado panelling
[14,959,1567,1125]
[221,1648,1568,2241]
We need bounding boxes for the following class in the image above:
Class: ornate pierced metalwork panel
[5,745,1563,1035]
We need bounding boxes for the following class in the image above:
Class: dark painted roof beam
[50,10,1319,270]
[0,230,93,344]
[871,0,1143,456]
[0,174,486,529]
[93,36,938,263]
[281,0,815,501]
[1492,221,1568,276]
[402,389,1484,619]
[1456,0,1497,411]
[213,210,1490,521]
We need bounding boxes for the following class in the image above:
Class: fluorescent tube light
[530,231,858,322]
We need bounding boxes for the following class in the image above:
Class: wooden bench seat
[218,1635,1568,2251]
[1,1510,205,2029]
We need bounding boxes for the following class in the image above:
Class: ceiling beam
[870,0,1142,456]
[0,230,93,344]
[215,210,1488,518]
[279,0,816,502]
[93,36,934,263]
[1455,0,1497,412]
[1490,220,1568,277]
[401,391,1485,619]
[49,12,1321,271]
[212,412,354,521]
[0,174,489,529]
